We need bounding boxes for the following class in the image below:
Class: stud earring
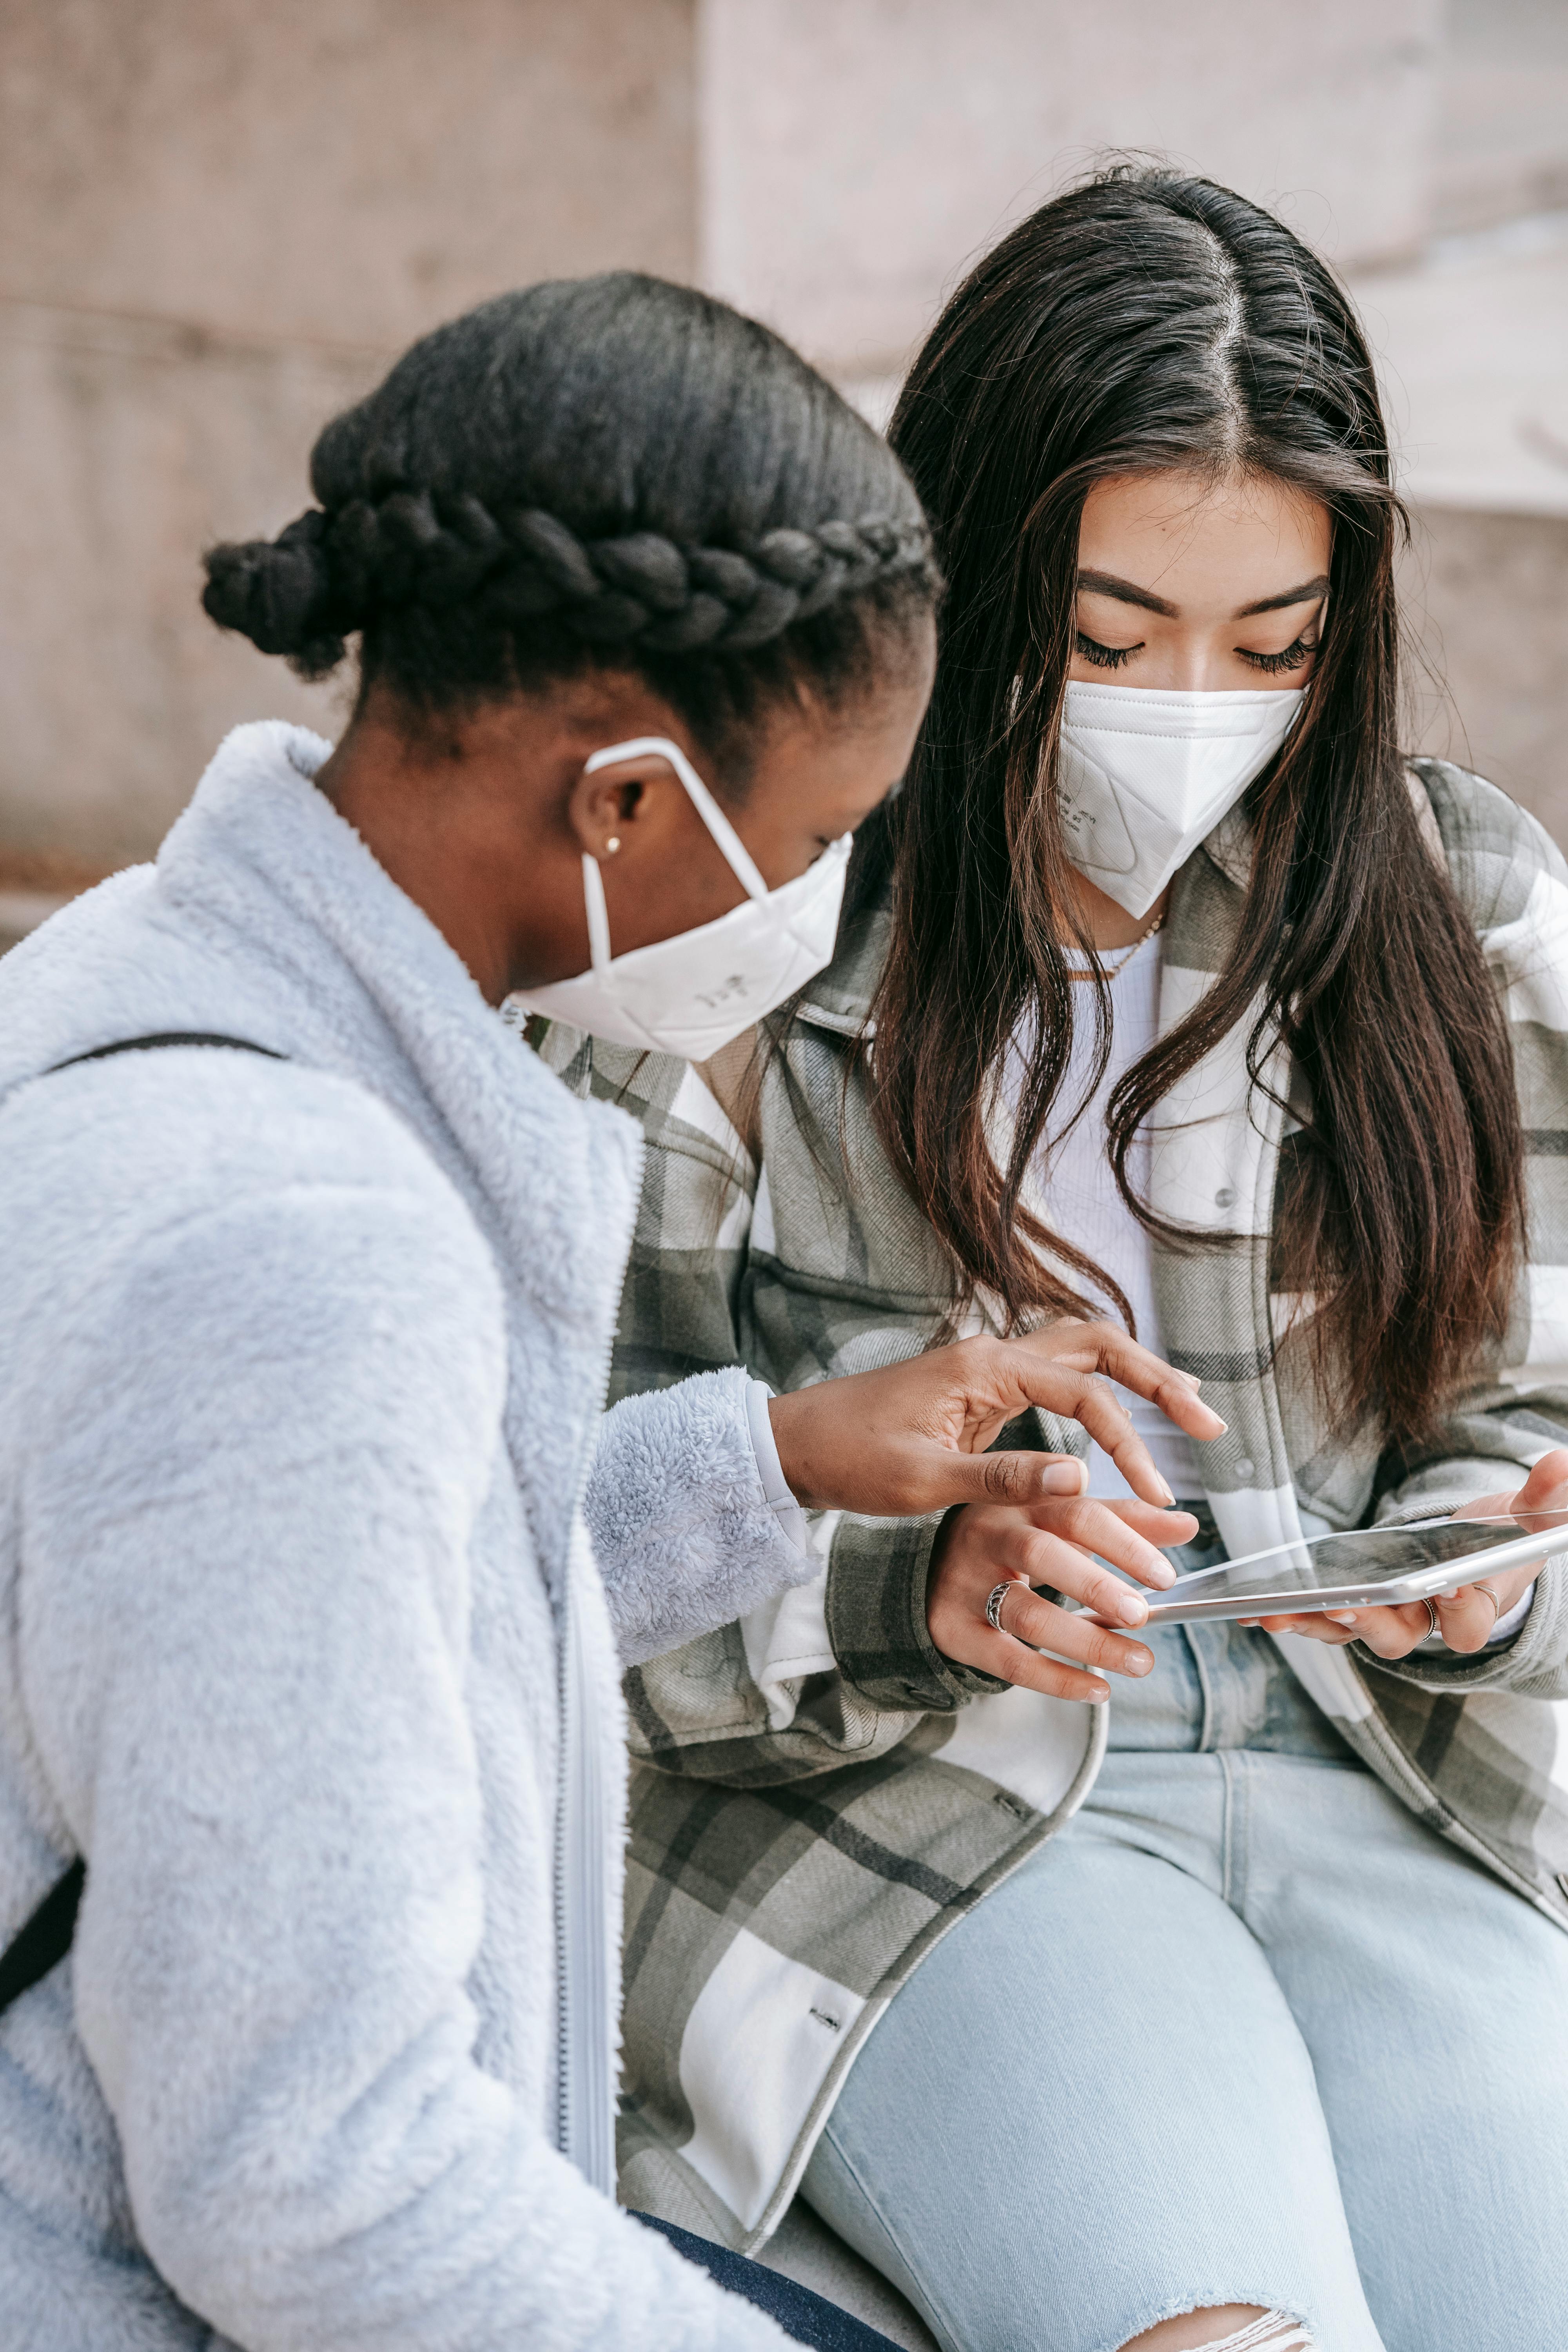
[603,835,621,855]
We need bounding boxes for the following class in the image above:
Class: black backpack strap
[47,1031,285,1074]
[1,1031,289,2017]
[0,1860,84,2013]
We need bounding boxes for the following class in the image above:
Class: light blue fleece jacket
[0,723,812,2351]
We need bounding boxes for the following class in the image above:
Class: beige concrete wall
[697,0,1444,378]
[1434,0,1568,232]
[0,0,695,868]
[1402,504,1568,847]
[6,0,1559,887]
[0,309,384,868]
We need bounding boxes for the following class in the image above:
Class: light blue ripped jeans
[800,1517,1568,2352]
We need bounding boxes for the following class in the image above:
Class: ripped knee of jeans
[1198,2314,1315,2352]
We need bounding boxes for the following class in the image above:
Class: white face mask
[510,735,851,1061]
[1057,682,1306,919]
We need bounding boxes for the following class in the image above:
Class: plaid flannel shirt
[542,760,1568,2254]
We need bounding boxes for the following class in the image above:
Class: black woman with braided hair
[0,273,1221,2352]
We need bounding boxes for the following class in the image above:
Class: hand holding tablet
[1227,1446,1568,1659]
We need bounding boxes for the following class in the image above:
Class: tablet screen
[1151,1512,1565,1612]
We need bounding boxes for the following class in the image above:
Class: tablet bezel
[1136,1517,1564,1626]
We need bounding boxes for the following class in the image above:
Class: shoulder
[0,1048,502,1369]
[1411,757,1568,936]
[793,897,888,1040]
[534,1014,687,1122]
[532,1020,746,1187]
[4,1042,456,1208]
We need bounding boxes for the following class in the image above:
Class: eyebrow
[1234,575,1330,617]
[1076,569,1177,617]
[1075,569,1332,621]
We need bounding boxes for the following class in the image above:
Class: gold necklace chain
[1067,906,1167,981]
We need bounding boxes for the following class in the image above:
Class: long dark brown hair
[852,165,1523,1443]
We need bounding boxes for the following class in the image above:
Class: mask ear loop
[580,854,616,973]
[583,736,771,903]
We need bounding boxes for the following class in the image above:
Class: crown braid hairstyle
[855,163,1523,1447]
[202,272,936,779]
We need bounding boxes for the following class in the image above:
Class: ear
[565,749,684,860]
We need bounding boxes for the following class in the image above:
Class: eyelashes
[1074,630,1134,671]
[1073,630,1319,675]
[1240,636,1317,675]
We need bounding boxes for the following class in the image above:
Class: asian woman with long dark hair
[548,174,1568,2352]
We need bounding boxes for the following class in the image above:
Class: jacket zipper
[553,1327,620,2196]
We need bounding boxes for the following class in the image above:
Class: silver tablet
[1134,1511,1567,1627]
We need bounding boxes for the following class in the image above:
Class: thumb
[1514,1447,1568,1514]
[903,1447,1089,1512]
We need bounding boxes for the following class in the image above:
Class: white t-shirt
[1016,937,1535,1646]
[1019,932,1202,1502]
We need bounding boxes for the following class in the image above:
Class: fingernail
[1327,1612,1357,1626]
[1157,1477,1175,1506]
[1126,1649,1153,1675]
[1084,1681,1109,1702]
[1116,1591,1147,1625]
[1041,1461,1086,1494]
[1149,1559,1177,1586]
[1179,1372,1203,1389]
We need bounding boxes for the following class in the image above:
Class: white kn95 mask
[1057,682,1305,919]
[509,735,851,1062]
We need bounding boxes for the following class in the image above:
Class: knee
[1120,2309,1315,2351]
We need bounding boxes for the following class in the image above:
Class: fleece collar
[158,720,644,1570]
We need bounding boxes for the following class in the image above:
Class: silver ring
[1423,1597,1442,1641]
[984,1580,1016,1634]
[1473,1579,1501,1632]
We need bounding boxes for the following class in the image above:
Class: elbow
[126,2024,529,2347]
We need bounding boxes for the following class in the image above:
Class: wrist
[766,1387,824,1510]
[747,1381,809,1551]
